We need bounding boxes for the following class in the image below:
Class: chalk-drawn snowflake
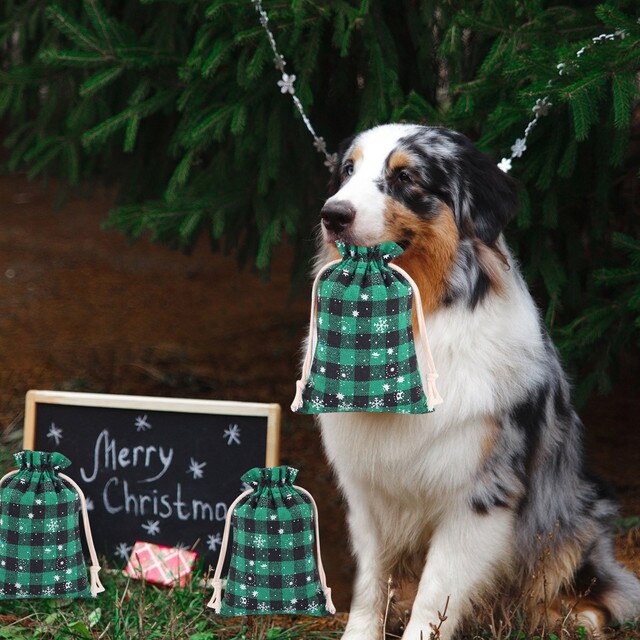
[115,542,133,560]
[174,542,189,551]
[207,533,222,551]
[85,497,94,511]
[223,424,241,446]
[46,423,63,445]
[135,415,152,432]
[141,520,160,536]
[186,458,206,480]
[374,318,389,333]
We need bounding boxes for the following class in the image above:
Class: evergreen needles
[1,0,638,401]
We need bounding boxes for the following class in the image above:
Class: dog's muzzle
[320,200,356,235]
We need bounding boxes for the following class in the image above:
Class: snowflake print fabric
[0,451,99,599]
[208,466,335,616]
[292,241,442,414]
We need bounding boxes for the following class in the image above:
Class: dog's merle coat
[312,124,640,639]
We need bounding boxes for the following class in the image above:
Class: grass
[1,443,639,639]
[0,568,346,639]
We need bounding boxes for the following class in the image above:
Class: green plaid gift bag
[207,466,335,616]
[291,241,442,414]
[0,451,105,599]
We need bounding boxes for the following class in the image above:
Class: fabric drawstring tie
[291,259,341,412]
[207,486,336,614]
[388,263,443,410]
[207,488,253,612]
[0,458,104,599]
[295,485,336,613]
[59,473,105,597]
[291,257,442,412]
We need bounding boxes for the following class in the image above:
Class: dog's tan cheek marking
[382,198,459,313]
[474,238,508,294]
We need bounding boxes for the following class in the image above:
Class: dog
[310,124,640,639]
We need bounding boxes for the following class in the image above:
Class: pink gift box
[123,541,198,587]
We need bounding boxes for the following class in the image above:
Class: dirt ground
[0,171,638,614]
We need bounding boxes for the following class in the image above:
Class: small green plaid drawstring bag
[291,241,442,414]
[207,466,335,616]
[0,451,105,599]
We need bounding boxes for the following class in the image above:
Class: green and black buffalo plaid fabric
[296,241,433,414]
[0,451,91,599]
[218,466,332,616]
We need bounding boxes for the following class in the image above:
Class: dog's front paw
[401,615,449,640]
[341,631,380,640]
[341,612,383,640]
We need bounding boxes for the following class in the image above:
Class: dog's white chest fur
[320,263,544,510]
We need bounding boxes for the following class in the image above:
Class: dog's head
[320,124,518,309]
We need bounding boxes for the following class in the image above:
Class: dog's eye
[397,169,412,184]
[344,161,354,177]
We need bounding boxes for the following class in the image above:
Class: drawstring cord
[291,259,342,412]
[0,470,105,597]
[388,263,443,411]
[0,470,17,487]
[59,473,105,597]
[207,488,254,612]
[293,485,336,614]
[290,255,443,412]
[207,485,336,614]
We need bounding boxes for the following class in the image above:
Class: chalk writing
[80,430,173,484]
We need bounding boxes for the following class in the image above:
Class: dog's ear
[457,141,519,246]
[327,135,356,197]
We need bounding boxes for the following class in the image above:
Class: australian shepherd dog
[310,124,640,639]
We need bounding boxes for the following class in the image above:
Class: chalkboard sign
[23,390,280,568]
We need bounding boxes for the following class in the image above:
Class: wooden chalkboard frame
[23,390,281,466]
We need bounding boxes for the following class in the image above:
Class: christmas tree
[1,0,638,401]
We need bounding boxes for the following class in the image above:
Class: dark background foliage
[1,0,639,403]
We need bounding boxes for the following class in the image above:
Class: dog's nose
[320,201,356,234]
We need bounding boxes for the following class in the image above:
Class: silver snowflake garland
[510,138,527,158]
[250,0,334,169]
[277,73,296,95]
[499,29,625,173]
